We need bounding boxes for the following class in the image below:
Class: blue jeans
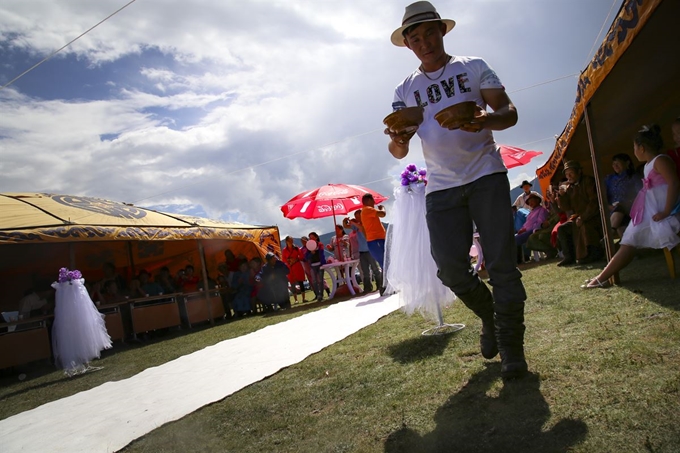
[367,239,385,270]
[359,251,380,291]
[309,264,325,298]
[425,173,526,305]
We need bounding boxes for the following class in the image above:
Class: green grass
[0,289,328,420]
[3,249,680,452]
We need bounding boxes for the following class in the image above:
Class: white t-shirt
[393,55,507,193]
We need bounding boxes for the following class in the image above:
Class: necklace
[420,55,451,81]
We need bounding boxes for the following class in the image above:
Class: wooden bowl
[383,107,424,134]
[434,101,477,129]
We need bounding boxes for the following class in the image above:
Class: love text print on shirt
[413,72,475,106]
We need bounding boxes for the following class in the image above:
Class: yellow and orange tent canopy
[0,193,281,309]
[0,192,279,253]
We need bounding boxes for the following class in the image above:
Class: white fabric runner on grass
[0,293,399,453]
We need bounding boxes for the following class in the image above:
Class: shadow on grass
[0,366,61,398]
[609,249,680,311]
[384,364,588,453]
[0,363,95,400]
[355,295,387,307]
[387,331,458,364]
[261,298,343,317]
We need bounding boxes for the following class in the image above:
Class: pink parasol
[281,184,388,224]
[499,145,543,169]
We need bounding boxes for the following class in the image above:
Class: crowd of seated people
[217,247,307,317]
[516,162,609,267]
[520,118,680,274]
[512,168,602,265]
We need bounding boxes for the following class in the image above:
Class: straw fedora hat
[391,1,455,47]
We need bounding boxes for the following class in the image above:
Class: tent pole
[198,240,214,326]
[69,242,76,269]
[127,242,136,278]
[584,104,618,284]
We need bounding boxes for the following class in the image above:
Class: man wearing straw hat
[386,1,527,379]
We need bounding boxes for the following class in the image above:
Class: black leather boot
[457,280,498,359]
[494,301,528,379]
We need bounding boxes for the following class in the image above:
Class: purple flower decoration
[400,163,428,186]
[58,267,83,283]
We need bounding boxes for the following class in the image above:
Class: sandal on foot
[580,277,611,289]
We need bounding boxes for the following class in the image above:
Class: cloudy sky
[0,0,620,238]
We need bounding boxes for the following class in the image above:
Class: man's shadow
[387,332,458,364]
[384,363,587,453]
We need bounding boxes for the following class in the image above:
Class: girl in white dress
[52,268,112,375]
[583,124,680,288]
[385,164,456,321]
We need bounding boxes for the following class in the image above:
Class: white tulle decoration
[384,182,456,322]
[51,271,112,376]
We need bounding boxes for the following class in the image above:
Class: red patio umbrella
[281,184,388,225]
[499,145,543,169]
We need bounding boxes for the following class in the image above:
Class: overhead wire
[582,0,619,69]
[0,0,137,92]
[507,73,579,94]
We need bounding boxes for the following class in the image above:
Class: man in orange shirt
[361,193,386,293]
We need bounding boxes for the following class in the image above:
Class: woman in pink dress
[282,236,308,303]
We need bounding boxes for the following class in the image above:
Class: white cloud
[0,0,620,237]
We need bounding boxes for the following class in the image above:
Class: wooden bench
[0,317,52,370]
[97,303,126,342]
[180,290,225,328]
[129,293,182,336]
